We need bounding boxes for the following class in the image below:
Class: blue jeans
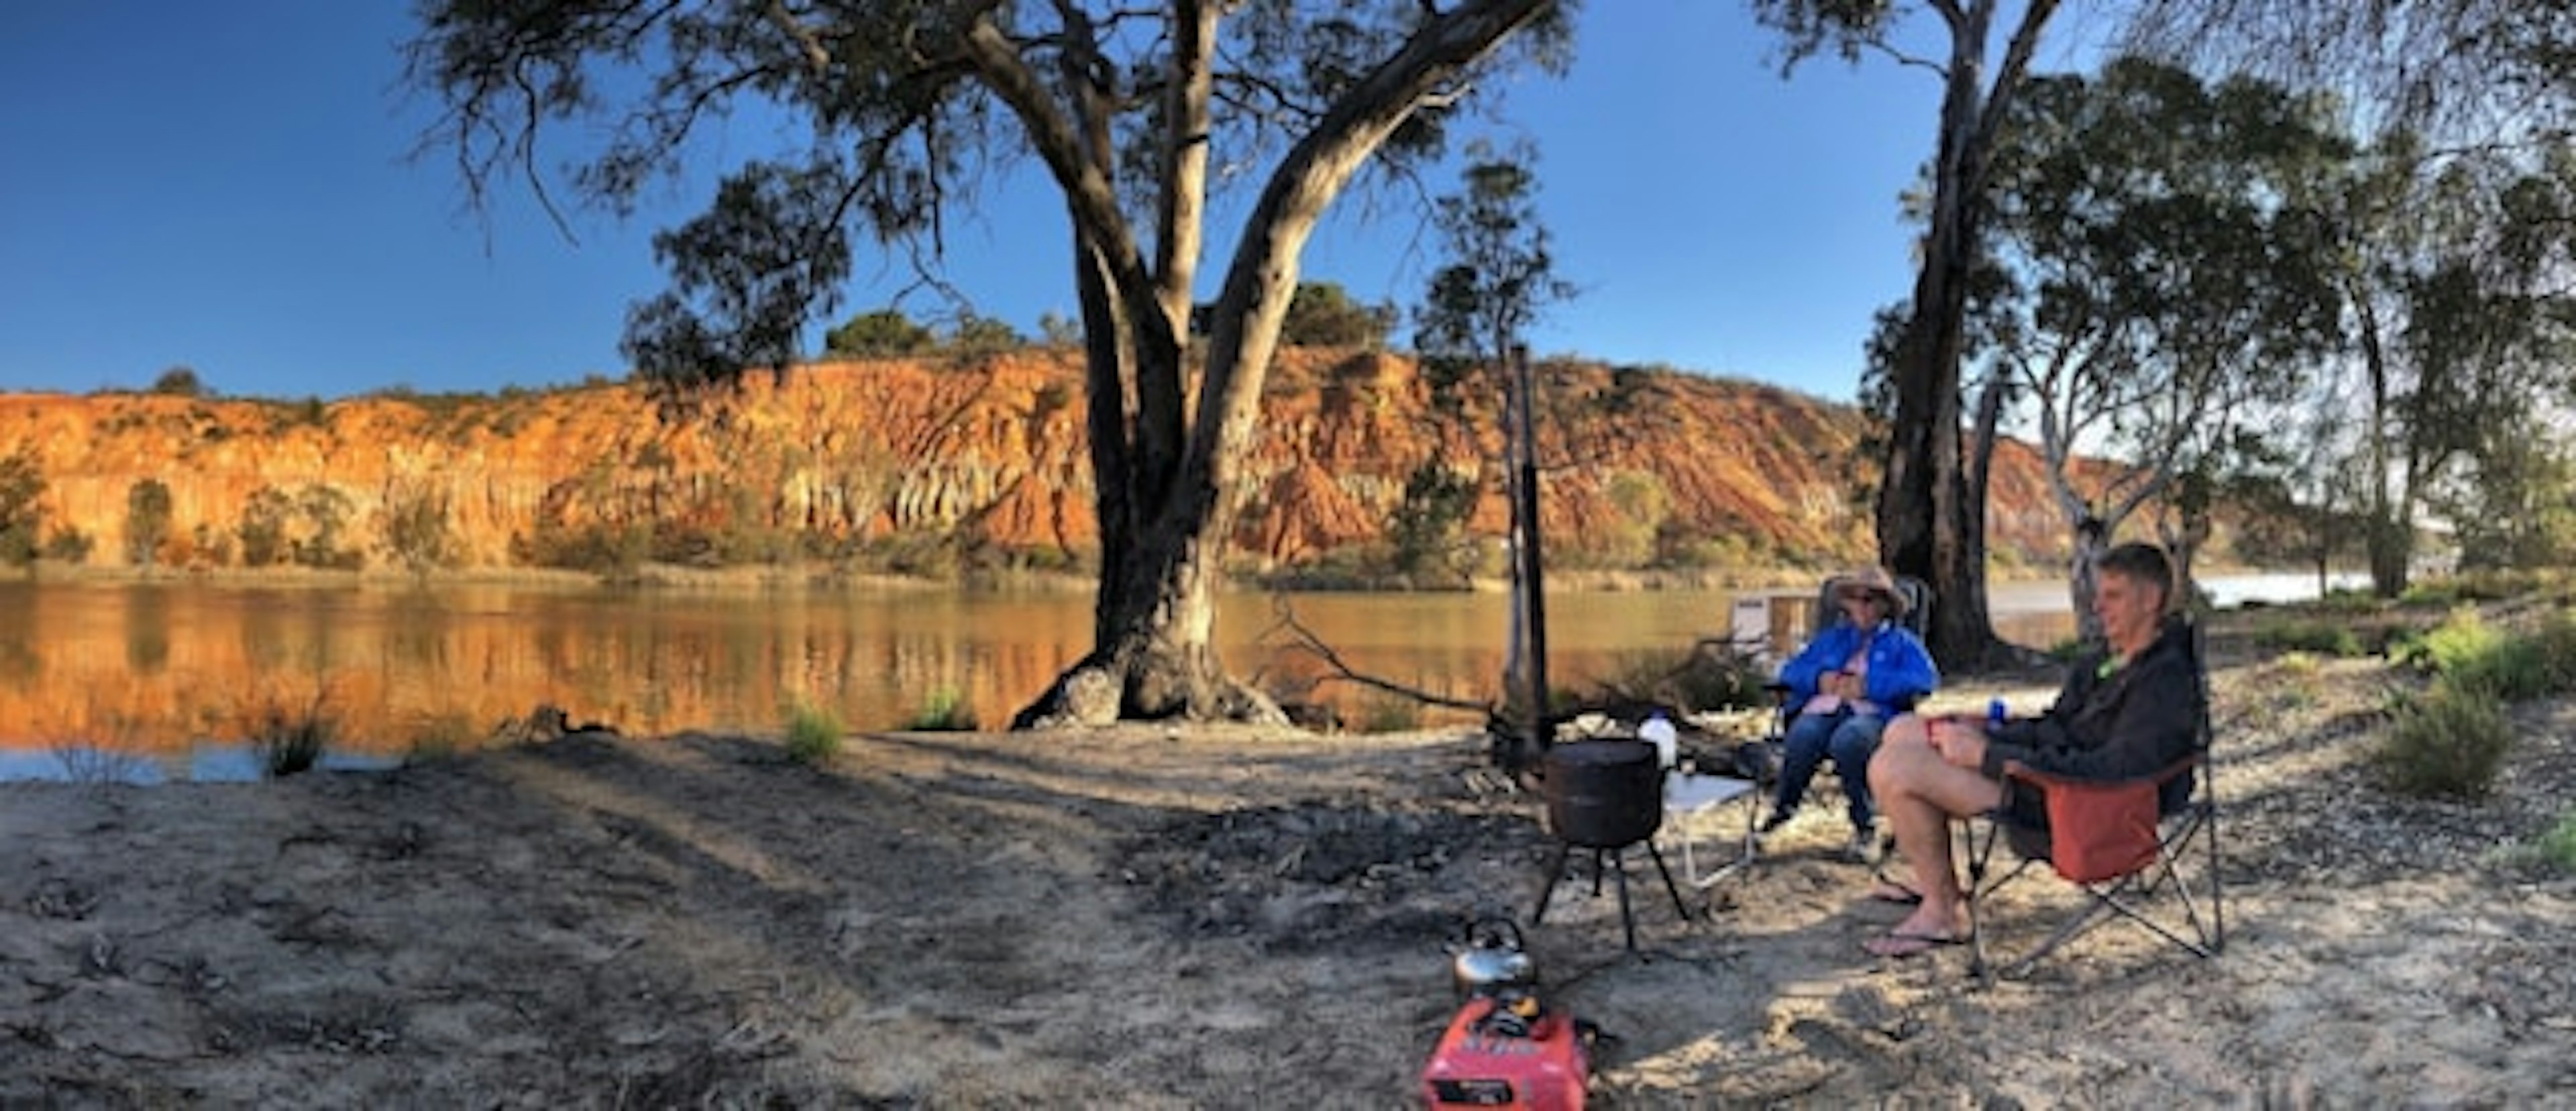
[1772,710,1886,831]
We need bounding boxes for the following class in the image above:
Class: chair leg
[1994,897,2116,979]
[1642,840,1693,924]
[2207,802,2226,955]
[1964,821,1992,983]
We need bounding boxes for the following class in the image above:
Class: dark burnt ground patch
[1120,802,1551,953]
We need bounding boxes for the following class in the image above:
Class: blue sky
[0,2,2108,404]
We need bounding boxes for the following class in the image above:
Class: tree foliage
[2117,3,2576,588]
[237,486,294,568]
[1414,152,1574,389]
[944,310,1022,357]
[381,481,459,574]
[150,366,207,398]
[1386,462,1480,584]
[824,309,934,358]
[2124,1,2576,136]
[1281,281,1397,348]
[0,449,44,568]
[297,486,358,570]
[1981,58,2349,612]
[125,478,173,567]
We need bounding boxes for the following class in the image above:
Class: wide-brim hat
[1830,566,1908,618]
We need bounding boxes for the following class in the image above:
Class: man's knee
[1881,713,1930,750]
[1869,738,1924,798]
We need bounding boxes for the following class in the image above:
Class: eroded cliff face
[0,350,2074,573]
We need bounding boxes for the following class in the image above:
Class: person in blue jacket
[1761,566,1939,862]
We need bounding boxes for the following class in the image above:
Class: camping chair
[1960,621,2226,982]
[1743,574,1935,835]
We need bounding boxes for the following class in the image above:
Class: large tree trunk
[1881,0,2055,670]
[1012,0,1556,727]
[2355,288,2410,596]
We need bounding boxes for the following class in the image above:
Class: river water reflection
[0,574,2286,773]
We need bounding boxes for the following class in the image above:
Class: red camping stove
[1419,991,1590,1110]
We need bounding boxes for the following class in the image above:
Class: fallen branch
[1253,596,1492,715]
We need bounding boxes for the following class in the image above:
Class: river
[0,572,2349,778]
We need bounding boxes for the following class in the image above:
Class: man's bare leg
[1868,716,2004,944]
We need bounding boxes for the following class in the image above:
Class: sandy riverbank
[1,626,2569,1106]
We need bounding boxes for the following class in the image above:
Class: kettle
[1450,916,1538,998]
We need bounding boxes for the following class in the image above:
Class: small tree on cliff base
[125,478,174,568]
[0,449,44,569]
[407,1,1572,727]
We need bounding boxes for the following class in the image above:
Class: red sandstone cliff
[0,350,2080,574]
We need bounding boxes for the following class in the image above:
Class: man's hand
[1927,717,1988,770]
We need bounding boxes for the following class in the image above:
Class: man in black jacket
[1860,542,2196,957]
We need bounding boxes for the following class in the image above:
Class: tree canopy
[1980,56,2350,616]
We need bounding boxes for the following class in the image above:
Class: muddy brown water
[0,575,2338,775]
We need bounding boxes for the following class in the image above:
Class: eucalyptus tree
[406,1,1573,727]
[2363,148,2576,585]
[1412,149,1572,768]
[2124,1,2576,134]
[1979,58,2348,631]
[1749,0,2065,668]
[2121,3,2576,590]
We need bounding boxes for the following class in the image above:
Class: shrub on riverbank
[2377,683,2514,798]
[253,695,335,778]
[2372,604,2576,799]
[2256,619,2367,658]
[902,688,978,732]
[784,702,845,762]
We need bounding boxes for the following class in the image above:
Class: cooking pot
[1450,916,1538,998]
[1542,739,1662,849]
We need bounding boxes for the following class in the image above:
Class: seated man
[1761,566,1939,863]
[1860,541,2198,957]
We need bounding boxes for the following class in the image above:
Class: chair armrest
[2001,753,2200,794]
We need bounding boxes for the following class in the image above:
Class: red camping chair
[1959,621,2226,982]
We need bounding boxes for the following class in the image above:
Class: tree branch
[1864,38,1950,78]
[958,15,1181,361]
[1255,599,1492,714]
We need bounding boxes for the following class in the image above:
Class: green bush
[2410,609,2548,700]
[2538,811,2576,873]
[784,701,845,762]
[2311,588,2384,615]
[903,688,978,731]
[2533,609,2576,696]
[2269,651,2323,710]
[2376,683,2514,799]
[2254,619,2365,658]
[2446,569,2549,602]
[2398,581,2464,608]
